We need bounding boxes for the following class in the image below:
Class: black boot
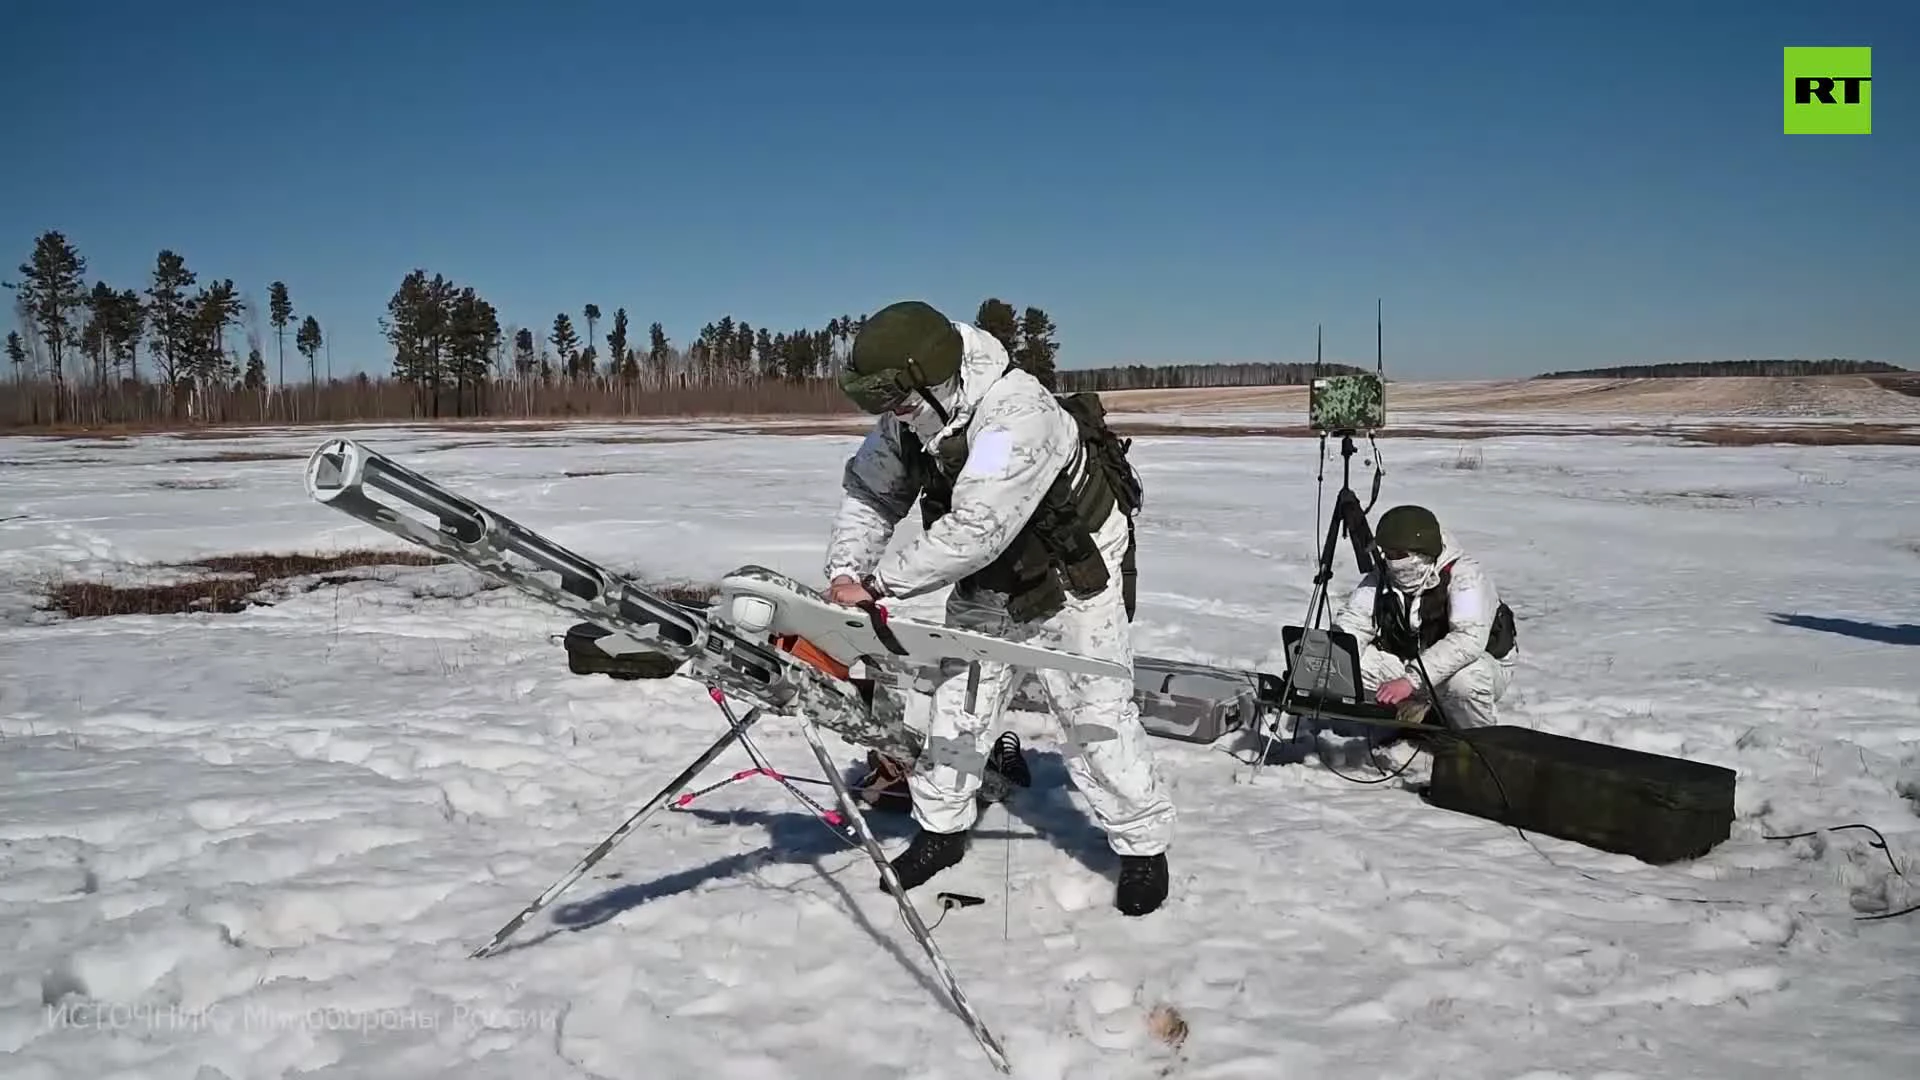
[978,731,1032,806]
[988,731,1032,788]
[1115,853,1169,916]
[878,828,969,894]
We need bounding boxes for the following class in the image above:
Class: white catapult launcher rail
[304,437,1078,1074]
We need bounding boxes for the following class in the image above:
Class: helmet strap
[905,358,951,425]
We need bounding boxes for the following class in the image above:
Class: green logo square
[1784,46,1872,134]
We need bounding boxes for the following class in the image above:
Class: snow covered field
[3,422,1918,1080]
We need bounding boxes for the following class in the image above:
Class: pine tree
[82,281,117,385]
[382,270,455,407]
[445,288,502,414]
[243,347,267,390]
[647,321,670,381]
[755,327,776,378]
[975,298,1019,355]
[551,313,581,377]
[4,230,89,401]
[5,330,26,379]
[513,327,535,377]
[185,279,245,389]
[1014,306,1059,390]
[583,304,600,354]
[145,250,197,388]
[106,288,144,382]
[782,329,820,381]
[734,320,754,379]
[835,314,854,364]
[607,307,632,381]
[268,281,293,389]
[295,315,323,384]
[713,316,737,382]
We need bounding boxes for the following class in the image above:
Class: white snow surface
[2,423,1919,1080]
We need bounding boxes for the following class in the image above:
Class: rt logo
[1784,46,1871,134]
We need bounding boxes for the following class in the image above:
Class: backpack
[1055,391,1143,619]
[1056,391,1144,518]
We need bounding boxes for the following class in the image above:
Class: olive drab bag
[1056,391,1144,620]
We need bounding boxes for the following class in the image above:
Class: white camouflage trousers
[1359,647,1515,729]
[905,576,1177,858]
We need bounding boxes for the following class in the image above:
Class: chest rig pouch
[908,391,1141,624]
[1374,562,1517,664]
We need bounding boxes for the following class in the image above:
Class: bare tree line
[4,226,1406,433]
[1536,359,1903,379]
[1057,361,1368,392]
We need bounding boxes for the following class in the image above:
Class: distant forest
[1535,359,1906,379]
[1056,360,1367,392]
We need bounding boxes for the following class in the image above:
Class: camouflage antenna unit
[1307,298,1387,435]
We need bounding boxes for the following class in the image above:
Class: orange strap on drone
[773,634,850,682]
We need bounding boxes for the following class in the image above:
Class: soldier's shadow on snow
[543,805,915,936]
[995,748,1125,878]
[1770,612,1920,647]
[540,748,1113,941]
[512,805,962,1015]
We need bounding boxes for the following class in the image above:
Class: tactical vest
[907,391,1142,624]
[1373,561,1516,663]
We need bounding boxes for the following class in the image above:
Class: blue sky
[2,0,1913,379]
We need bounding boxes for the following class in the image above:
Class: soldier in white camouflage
[823,299,1176,917]
[1334,505,1518,731]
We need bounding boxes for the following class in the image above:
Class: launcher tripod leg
[469,703,764,959]
[790,710,1014,1074]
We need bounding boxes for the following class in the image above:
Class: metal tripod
[1249,430,1382,779]
[468,687,1013,1074]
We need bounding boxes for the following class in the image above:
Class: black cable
[1857,899,1920,921]
[1759,823,1904,879]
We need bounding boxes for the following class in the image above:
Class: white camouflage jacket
[1333,530,1504,686]
[824,321,1097,600]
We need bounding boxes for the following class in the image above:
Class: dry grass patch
[425,433,708,454]
[171,450,306,463]
[569,433,710,445]
[154,478,234,490]
[45,579,261,617]
[41,548,719,620]
[186,551,447,579]
[730,420,870,437]
[1869,374,1920,398]
[0,456,101,468]
[1678,424,1920,447]
[42,549,449,618]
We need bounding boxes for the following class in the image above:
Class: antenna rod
[1376,298,1382,375]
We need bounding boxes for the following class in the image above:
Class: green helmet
[840,300,963,413]
[1375,504,1442,559]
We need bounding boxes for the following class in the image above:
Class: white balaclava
[1386,552,1436,592]
[1376,504,1444,593]
[897,375,963,443]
